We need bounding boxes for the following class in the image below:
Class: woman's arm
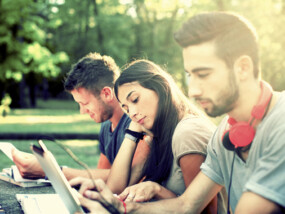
[106,121,149,194]
[128,139,150,186]
[118,154,208,202]
[106,137,138,193]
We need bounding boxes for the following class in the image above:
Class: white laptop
[16,193,70,214]
[17,140,87,214]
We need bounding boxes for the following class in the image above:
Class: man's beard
[206,72,239,117]
[99,99,114,122]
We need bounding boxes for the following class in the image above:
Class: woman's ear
[234,55,254,81]
[100,87,114,102]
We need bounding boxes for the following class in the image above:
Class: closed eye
[132,97,139,104]
[197,73,209,78]
[192,67,212,78]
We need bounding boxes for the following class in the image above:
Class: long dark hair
[114,59,198,183]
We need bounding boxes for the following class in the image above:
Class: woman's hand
[119,181,161,202]
[128,120,153,138]
[128,120,145,133]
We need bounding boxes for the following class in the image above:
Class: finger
[133,195,146,202]
[84,190,101,200]
[118,188,130,201]
[78,195,109,214]
[124,193,136,202]
[11,148,21,163]
[79,179,96,195]
[69,177,85,187]
[93,179,109,192]
[93,179,116,198]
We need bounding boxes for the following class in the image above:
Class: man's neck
[228,82,261,122]
[109,106,125,132]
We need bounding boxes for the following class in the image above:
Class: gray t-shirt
[201,91,285,212]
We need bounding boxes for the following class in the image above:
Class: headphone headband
[223,81,273,150]
[251,81,273,119]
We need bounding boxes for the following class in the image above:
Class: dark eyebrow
[126,90,135,100]
[192,67,213,73]
[121,90,135,109]
[184,67,212,74]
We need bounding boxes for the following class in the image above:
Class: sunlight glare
[63,140,98,147]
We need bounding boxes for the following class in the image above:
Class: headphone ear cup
[229,122,256,148]
[222,131,236,151]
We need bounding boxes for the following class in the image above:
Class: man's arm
[62,167,110,181]
[78,172,222,214]
[235,192,284,214]
[126,172,222,214]
[97,153,112,169]
[12,148,110,181]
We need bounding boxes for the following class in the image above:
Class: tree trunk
[91,0,105,54]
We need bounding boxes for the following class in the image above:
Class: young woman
[71,59,226,213]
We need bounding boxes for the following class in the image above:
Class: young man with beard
[74,12,285,213]
[12,53,149,186]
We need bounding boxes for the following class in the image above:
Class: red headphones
[222,81,273,151]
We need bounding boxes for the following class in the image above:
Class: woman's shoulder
[171,114,215,157]
[172,114,216,146]
[176,114,217,134]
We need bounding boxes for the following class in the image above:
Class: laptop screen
[31,140,85,214]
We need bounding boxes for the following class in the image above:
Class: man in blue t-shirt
[12,52,149,183]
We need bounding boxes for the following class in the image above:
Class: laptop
[25,139,87,214]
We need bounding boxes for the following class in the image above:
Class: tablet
[31,140,85,214]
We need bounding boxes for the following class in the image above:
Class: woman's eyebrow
[126,90,135,100]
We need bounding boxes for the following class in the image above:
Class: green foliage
[0,94,11,117]
[0,0,69,82]
[1,0,285,107]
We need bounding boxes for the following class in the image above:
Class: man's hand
[11,148,45,179]
[76,196,111,214]
[72,179,125,213]
[69,177,95,193]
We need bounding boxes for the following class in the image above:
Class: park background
[1,0,285,170]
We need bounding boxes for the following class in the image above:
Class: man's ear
[100,87,114,102]
[234,55,254,81]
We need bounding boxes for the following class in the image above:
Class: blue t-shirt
[99,113,131,164]
[201,91,285,212]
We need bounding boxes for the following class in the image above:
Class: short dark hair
[174,11,260,78]
[64,52,120,96]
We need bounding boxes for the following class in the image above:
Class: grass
[0,99,102,170]
[0,102,101,134]
[0,139,100,170]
